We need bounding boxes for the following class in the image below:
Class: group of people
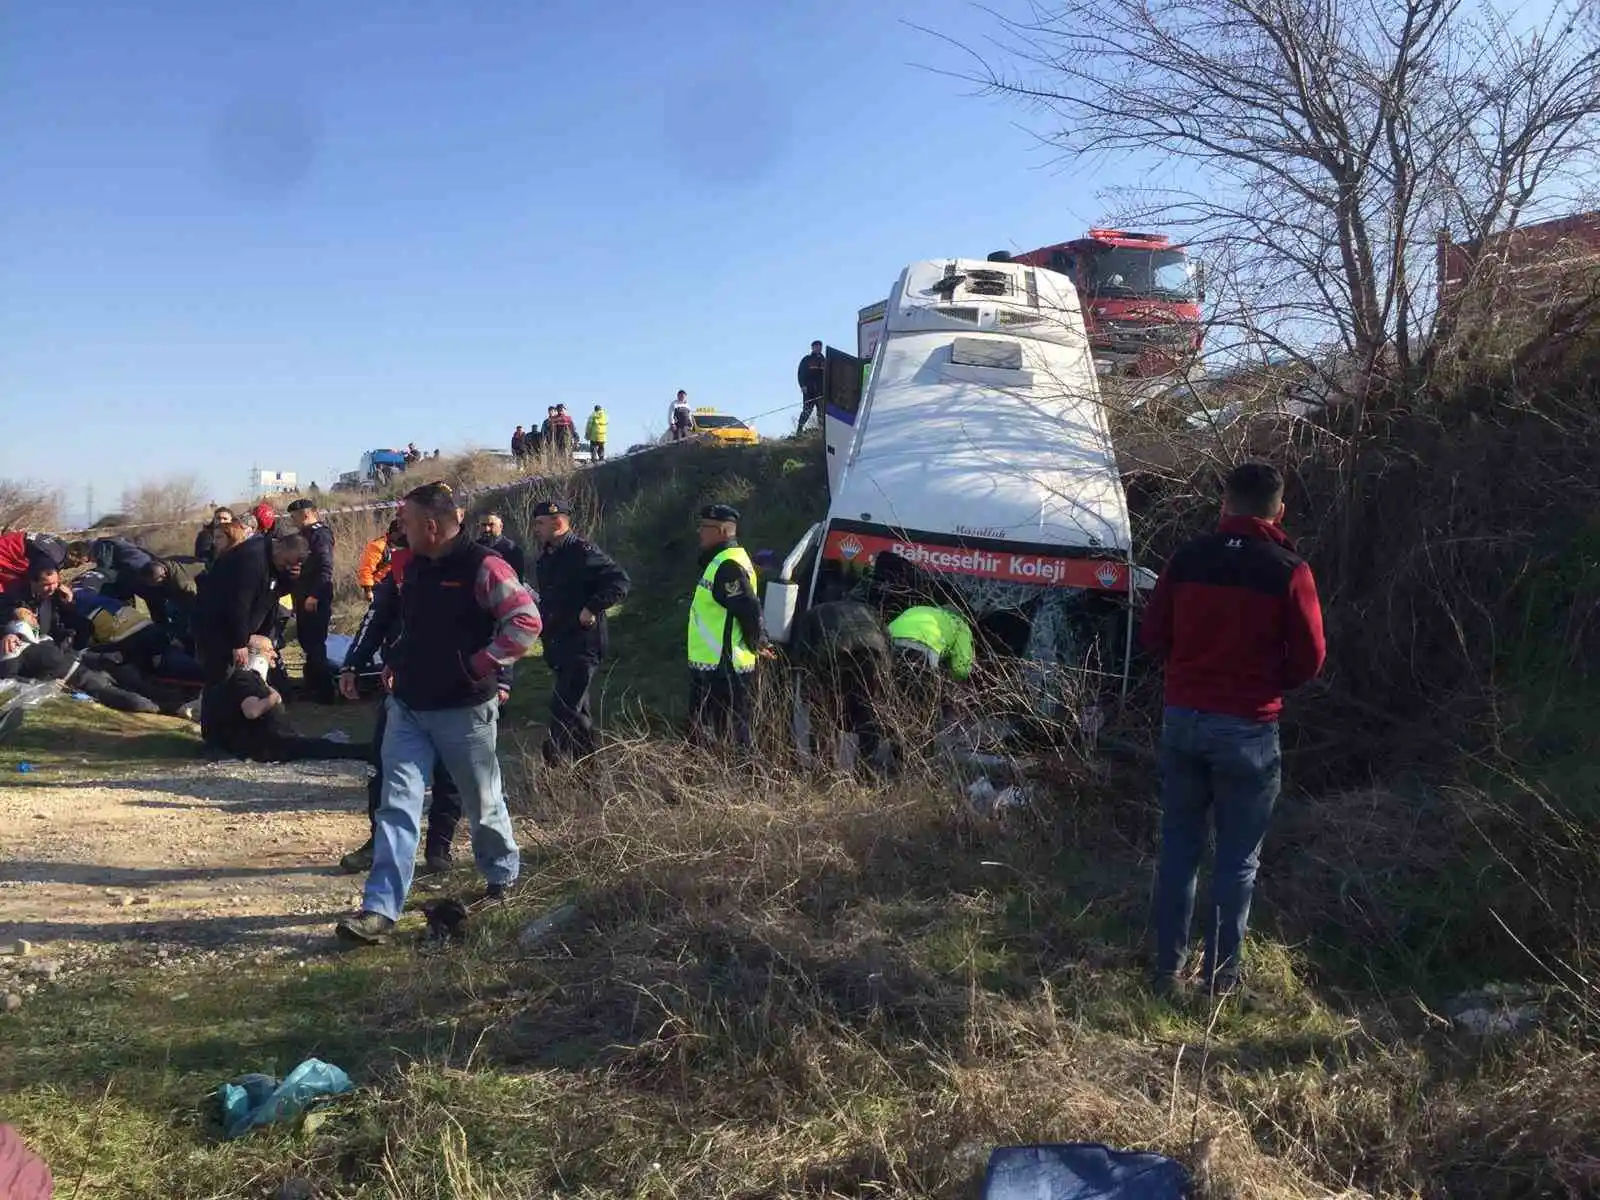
[511,404,608,467]
[2,456,1325,997]
[1,531,210,727]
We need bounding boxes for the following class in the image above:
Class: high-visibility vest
[586,410,608,442]
[687,546,757,672]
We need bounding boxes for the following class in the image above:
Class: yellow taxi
[687,407,759,445]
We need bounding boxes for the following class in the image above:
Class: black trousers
[797,394,821,435]
[365,691,462,854]
[295,591,334,701]
[0,642,72,683]
[546,657,598,762]
[687,667,753,750]
[801,649,888,762]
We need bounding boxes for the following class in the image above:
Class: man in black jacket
[790,600,893,774]
[65,537,155,604]
[336,532,470,877]
[475,512,526,580]
[530,498,631,765]
[193,531,308,685]
[286,499,337,702]
[796,339,826,434]
[334,481,541,945]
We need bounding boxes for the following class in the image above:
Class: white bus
[768,258,1152,714]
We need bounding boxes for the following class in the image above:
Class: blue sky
[0,0,1148,518]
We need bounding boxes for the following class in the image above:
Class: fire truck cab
[1001,229,1203,377]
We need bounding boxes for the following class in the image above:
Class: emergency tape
[60,400,809,541]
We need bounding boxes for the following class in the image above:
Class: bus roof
[831,260,1130,557]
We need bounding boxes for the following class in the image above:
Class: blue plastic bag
[218,1058,353,1139]
[981,1143,1190,1200]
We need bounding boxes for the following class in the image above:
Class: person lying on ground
[70,587,204,715]
[0,563,165,713]
[199,636,371,764]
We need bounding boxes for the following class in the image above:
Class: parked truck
[1437,210,1600,314]
[769,257,1153,739]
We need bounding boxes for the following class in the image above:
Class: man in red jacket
[1140,461,1326,998]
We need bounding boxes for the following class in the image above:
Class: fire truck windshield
[1087,247,1196,300]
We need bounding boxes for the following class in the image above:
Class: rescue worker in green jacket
[888,604,974,691]
[585,405,609,462]
[686,503,765,749]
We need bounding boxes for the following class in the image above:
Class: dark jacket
[511,431,526,455]
[699,539,763,655]
[797,351,826,398]
[1140,515,1327,722]
[477,533,526,581]
[344,547,517,698]
[791,601,888,670]
[194,525,218,565]
[138,558,198,643]
[200,668,292,761]
[294,522,335,599]
[387,534,540,711]
[533,532,631,664]
[194,535,279,653]
[1,583,89,648]
[92,537,155,602]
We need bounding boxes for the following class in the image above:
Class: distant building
[257,470,298,496]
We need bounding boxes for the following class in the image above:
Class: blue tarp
[982,1144,1190,1200]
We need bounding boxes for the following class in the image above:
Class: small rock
[23,960,58,982]
[3,993,21,1014]
[275,1178,316,1200]
[0,939,33,958]
[118,895,134,908]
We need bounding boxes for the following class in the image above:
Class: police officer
[686,503,765,749]
[285,498,336,702]
[530,499,631,765]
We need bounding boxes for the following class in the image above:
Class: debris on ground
[422,898,469,941]
[981,1142,1190,1199]
[517,902,580,951]
[218,1058,353,1139]
[3,993,21,1014]
[1449,983,1543,1036]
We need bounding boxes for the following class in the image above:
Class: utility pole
[84,484,94,528]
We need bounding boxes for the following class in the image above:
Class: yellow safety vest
[587,410,608,442]
[687,546,757,672]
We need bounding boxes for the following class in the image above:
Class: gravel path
[0,758,375,990]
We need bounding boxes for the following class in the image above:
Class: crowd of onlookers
[511,404,608,467]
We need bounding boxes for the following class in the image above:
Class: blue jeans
[1155,706,1281,986]
[364,696,520,920]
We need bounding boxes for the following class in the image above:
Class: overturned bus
[765,257,1153,734]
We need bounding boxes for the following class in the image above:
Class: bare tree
[121,473,206,527]
[948,0,1600,392]
[0,480,65,533]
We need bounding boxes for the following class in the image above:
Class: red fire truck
[995,229,1204,377]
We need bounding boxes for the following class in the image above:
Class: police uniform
[531,499,631,763]
[286,499,337,702]
[686,504,763,749]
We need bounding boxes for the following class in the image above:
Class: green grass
[7,433,1600,1197]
